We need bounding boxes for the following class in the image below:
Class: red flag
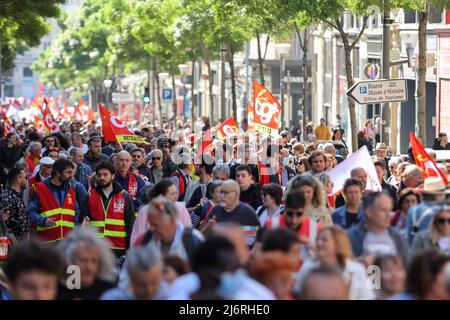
[196,128,213,158]
[253,80,281,137]
[410,132,448,185]
[41,101,60,133]
[88,109,97,121]
[2,113,14,136]
[247,103,254,130]
[34,115,47,133]
[216,117,239,140]
[99,103,148,144]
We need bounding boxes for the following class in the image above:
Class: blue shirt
[407,201,435,246]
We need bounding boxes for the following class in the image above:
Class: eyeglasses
[436,218,450,225]
[152,157,162,160]
[285,209,304,218]
[219,189,235,195]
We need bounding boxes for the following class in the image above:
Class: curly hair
[285,175,326,208]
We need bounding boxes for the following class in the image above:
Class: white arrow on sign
[346,78,408,104]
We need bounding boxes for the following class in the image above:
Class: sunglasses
[152,157,162,160]
[285,209,304,218]
[436,218,450,225]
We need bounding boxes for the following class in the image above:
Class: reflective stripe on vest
[34,182,76,242]
[88,189,127,249]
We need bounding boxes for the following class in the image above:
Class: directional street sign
[346,79,408,104]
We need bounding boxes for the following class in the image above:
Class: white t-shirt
[363,230,397,257]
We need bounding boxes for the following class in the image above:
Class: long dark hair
[146,178,175,202]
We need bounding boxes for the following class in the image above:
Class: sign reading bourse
[346,79,408,104]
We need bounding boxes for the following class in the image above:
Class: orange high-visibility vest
[88,189,127,250]
[35,182,76,242]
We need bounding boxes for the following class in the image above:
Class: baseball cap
[40,157,55,166]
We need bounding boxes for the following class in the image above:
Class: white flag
[327,146,382,196]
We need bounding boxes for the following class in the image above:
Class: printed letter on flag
[410,132,448,184]
[217,117,239,140]
[253,80,281,137]
[99,103,149,144]
[41,102,60,133]
[327,146,382,197]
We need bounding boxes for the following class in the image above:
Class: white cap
[39,157,55,166]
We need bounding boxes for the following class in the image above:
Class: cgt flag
[99,103,149,144]
[253,80,281,137]
[410,132,448,185]
[216,116,239,140]
[41,100,60,133]
[34,115,47,133]
[247,103,254,130]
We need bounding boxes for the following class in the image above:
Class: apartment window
[429,5,443,24]
[325,41,332,74]
[404,10,417,23]
[23,67,33,78]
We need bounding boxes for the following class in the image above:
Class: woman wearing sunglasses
[410,204,450,258]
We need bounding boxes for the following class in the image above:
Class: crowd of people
[1,112,450,301]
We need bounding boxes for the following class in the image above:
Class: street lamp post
[275,43,291,129]
[103,79,113,108]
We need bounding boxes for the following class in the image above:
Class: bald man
[203,180,260,247]
[114,150,146,210]
[334,167,369,209]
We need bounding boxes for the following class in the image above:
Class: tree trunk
[171,73,177,121]
[227,45,237,119]
[295,24,310,142]
[418,7,428,145]
[342,38,358,152]
[256,32,265,85]
[153,59,163,127]
[207,60,214,124]
[190,59,196,131]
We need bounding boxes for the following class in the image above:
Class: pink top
[130,202,192,247]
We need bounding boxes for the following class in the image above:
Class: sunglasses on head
[437,218,450,225]
[285,209,304,218]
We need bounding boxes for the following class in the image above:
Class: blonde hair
[430,207,450,244]
[286,175,326,208]
[317,226,354,268]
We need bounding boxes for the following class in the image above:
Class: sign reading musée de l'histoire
[346,79,408,104]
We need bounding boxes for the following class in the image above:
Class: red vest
[29,175,41,199]
[35,182,76,242]
[258,162,281,186]
[127,173,138,198]
[264,215,320,240]
[88,189,127,250]
[170,169,187,201]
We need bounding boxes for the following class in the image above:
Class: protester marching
[1,81,450,302]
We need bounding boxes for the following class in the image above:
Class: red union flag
[217,116,239,140]
[247,103,254,130]
[2,113,15,136]
[34,115,47,133]
[253,80,281,137]
[410,132,448,185]
[99,103,149,144]
[41,101,60,133]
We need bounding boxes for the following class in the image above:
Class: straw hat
[421,177,450,195]
[375,142,387,150]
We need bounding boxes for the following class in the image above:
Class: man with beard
[88,161,135,256]
[26,159,80,242]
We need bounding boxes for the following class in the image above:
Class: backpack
[140,227,201,267]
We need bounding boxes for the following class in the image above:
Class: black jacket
[432,138,450,150]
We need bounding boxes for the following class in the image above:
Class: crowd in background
[1,112,450,301]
